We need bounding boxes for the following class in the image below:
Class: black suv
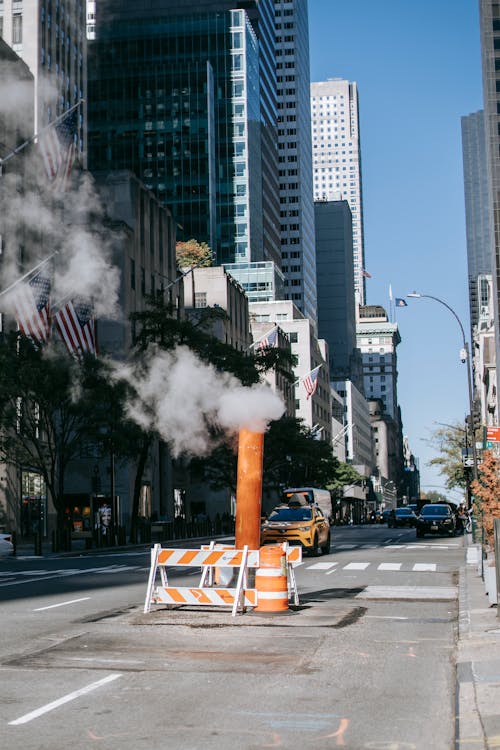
[416,504,457,538]
[388,507,418,528]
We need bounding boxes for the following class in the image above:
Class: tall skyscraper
[461,110,492,331]
[478,0,500,419]
[275,0,317,329]
[88,0,281,280]
[315,199,361,385]
[310,78,366,304]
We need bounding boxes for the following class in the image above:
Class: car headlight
[444,519,451,524]
[298,526,311,532]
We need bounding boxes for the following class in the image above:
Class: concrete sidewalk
[457,542,500,749]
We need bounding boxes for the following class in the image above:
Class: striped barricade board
[152,587,257,608]
[144,543,258,617]
[200,542,301,604]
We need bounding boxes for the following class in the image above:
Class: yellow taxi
[261,496,331,555]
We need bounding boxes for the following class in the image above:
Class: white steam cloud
[115,346,285,457]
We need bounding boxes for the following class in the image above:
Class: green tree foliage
[0,334,151,534]
[0,334,100,528]
[425,422,469,490]
[471,449,500,549]
[176,239,213,268]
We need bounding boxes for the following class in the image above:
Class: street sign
[486,427,500,442]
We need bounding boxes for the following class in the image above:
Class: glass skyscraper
[88,0,280,271]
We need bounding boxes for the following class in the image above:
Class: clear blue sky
[308,0,484,496]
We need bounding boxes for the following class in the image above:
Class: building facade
[357,305,401,422]
[0,0,86,155]
[461,110,493,332]
[479,0,500,420]
[88,0,281,276]
[310,78,366,304]
[275,0,317,328]
[315,198,363,387]
[249,299,332,442]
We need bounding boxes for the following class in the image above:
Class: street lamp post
[407,292,479,499]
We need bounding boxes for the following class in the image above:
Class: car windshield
[421,505,450,516]
[395,508,412,515]
[268,507,312,522]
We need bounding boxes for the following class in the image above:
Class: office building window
[194,292,207,308]
[12,12,22,44]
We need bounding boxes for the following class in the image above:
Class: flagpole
[0,251,59,299]
[0,99,84,167]
[246,325,277,351]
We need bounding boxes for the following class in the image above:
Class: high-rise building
[88,0,281,277]
[315,199,362,387]
[356,305,401,421]
[461,110,492,331]
[0,0,86,151]
[275,0,317,329]
[479,0,500,418]
[310,78,366,304]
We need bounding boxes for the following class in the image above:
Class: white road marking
[356,585,457,600]
[335,544,356,550]
[378,563,402,571]
[412,563,437,572]
[306,562,337,570]
[343,562,370,570]
[366,615,409,620]
[8,673,122,725]
[33,597,91,611]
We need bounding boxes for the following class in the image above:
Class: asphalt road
[0,524,464,749]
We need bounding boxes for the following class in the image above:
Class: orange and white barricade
[144,543,259,617]
[202,541,301,606]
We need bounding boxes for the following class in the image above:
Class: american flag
[11,271,52,347]
[54,297,97,359]
[39,109,78,191]
[302,365,321,399]
[257,326,279,351]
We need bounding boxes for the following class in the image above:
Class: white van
[282,487,333,521]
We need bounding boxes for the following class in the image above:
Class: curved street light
[407,292,478,497]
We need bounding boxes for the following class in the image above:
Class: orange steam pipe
[235,428,264,550]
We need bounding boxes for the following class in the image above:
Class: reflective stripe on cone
[255,545,289,613]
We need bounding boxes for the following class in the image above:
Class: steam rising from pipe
[115,346,285,457]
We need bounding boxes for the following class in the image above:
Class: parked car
[415,504,457,538]
[388,507,418,528]
[261,497,331,555]
[0,532,14,557]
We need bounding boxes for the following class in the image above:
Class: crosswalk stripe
[343,562,370,570]
[412,563,437,572]
[378,563,402,571]
[306,562,337,570]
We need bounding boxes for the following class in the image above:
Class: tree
[471,449,500,550]
[0,334,102,530]
[78,356,153,543]
[176,239,213,268]
[425,422,469,490]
